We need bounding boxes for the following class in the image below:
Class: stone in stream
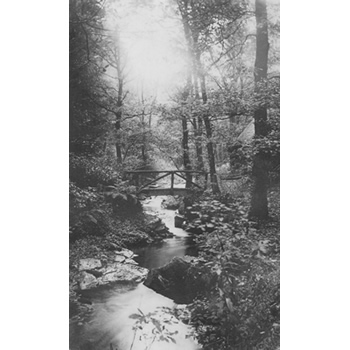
[144,256,216,304]
[74,255,148,290]
[144,214,163,230]
[114,255,126,263]
[77,271,99,290]
[124,258,138,265]
[144,213,173,238]
[174,214,186,228]
[100,263,148,284]
[161,195,181,210]
[115,248,135,259]
[79,258,102,271]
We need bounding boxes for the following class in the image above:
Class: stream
[70,196,200,350]
[133,196,198,269]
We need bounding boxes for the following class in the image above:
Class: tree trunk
[141,105,147,163]
[203,114,220,194]
[192,116,204,172]
[180,70,193,188]
[182,115,192,188]
[249,0,269,219]
[115,36,124,164]
[199,72,220,194]
[115,117,122,164]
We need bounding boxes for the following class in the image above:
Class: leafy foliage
[184,196,248,234]
[69,153,121,188]
[69,0,111,154]
[129,307,180,349]
[69,181,100,209]
[182,193,280,350]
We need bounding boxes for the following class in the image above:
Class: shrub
[183,197,248,234]
[185,195,280,350]
[69,153,120,188]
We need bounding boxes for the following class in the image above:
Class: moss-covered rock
[144,256,216,304]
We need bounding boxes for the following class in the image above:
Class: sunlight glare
[116,3,186,101]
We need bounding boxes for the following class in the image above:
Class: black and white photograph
[69,0,279,349]
[4,1,350,349]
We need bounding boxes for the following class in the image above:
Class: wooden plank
[127,170,171,174]
[126,170,207,175]
[138,172,170,191]
[139,187,193,196]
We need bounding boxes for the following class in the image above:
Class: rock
[154,223,168,233]
[116,248,135,259]
[161,196,181,210]
[144,214,162,230]
[100,263,148,284]
[74,260,149,291]
[77,271,98,290]
[114,255,126,263]
[174,214,185,228]
[124,258,138,265]
[144,256,216,304]
[86,269,103,278]
[144,214,172,239]
[79,258,102,271]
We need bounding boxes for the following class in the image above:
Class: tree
[69,0,110,154]
[177,0,222,193]
[249,0,269,219]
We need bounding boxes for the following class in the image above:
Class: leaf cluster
[184,198,248,234]
[182,194,279,349]
[69,153,121,188]
[129,307,180,348]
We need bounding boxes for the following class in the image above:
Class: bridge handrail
[125,170,207,174]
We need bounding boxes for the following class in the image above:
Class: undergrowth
[185,186,280,350]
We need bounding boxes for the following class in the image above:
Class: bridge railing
[125,170,208,195]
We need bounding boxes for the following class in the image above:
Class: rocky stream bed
[69,196,202,350]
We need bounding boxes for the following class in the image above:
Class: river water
[133,196,198,269]
[70,196,200,350]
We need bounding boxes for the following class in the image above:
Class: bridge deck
[125,169,208,196]
[138,187,192,196]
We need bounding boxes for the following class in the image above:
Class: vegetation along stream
[69,196,200,350]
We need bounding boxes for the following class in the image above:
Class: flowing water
[133,196,198,269]
[70,196,200,350]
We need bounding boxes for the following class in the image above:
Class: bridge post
[170,172,174,195]
[135,174,139,189]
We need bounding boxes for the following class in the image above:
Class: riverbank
[69,197,201,350]
[69,184,280,350]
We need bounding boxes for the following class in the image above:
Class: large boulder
[72,250,148,291]
[79,258,102,271]
[144,256,216,304]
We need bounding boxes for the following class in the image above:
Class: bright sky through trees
[111,2,186,102]
[107,0,279,102]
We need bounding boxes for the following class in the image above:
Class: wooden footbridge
[125,170,208,196]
